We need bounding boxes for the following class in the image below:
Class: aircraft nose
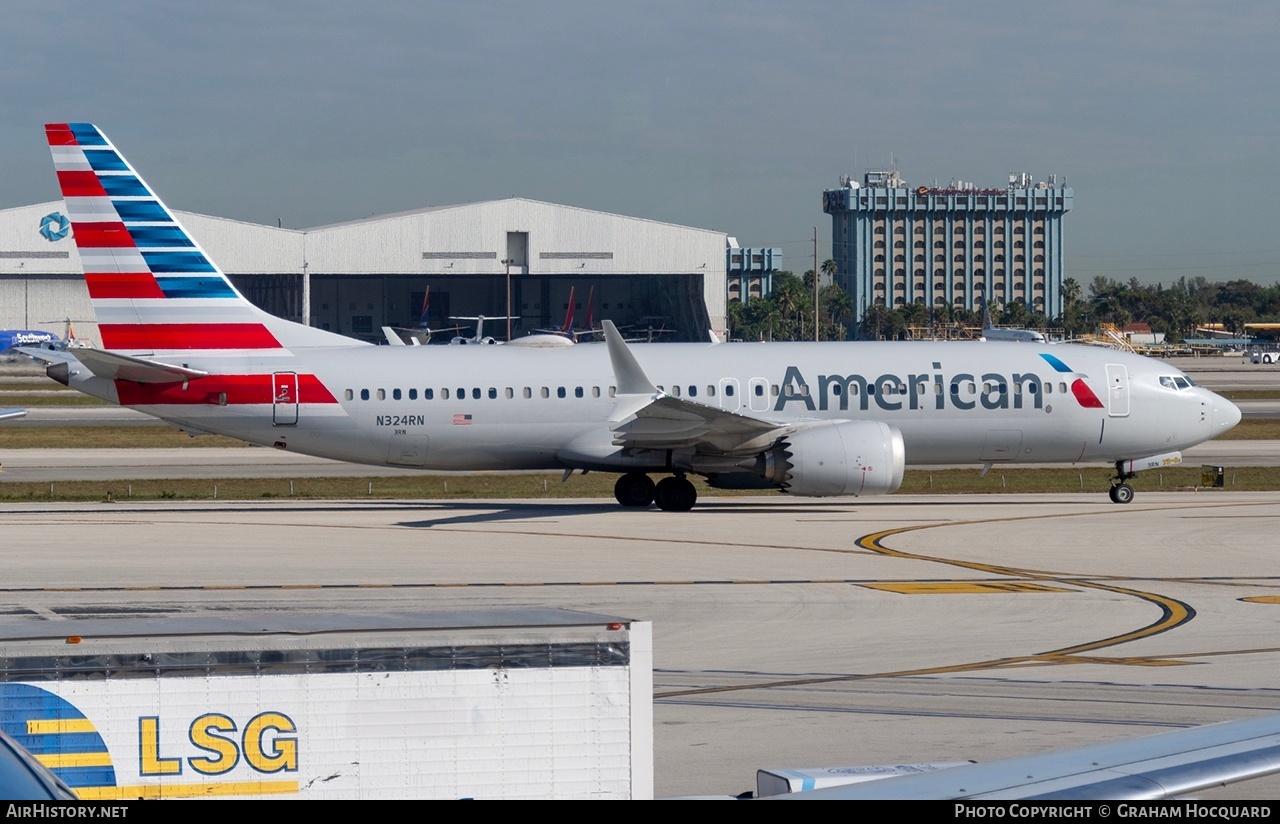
[1212,393,1242,434]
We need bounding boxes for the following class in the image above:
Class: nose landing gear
[1109,482,1135,504]
[1109,461,1137,504]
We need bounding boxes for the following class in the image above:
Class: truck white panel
[0,611,652,800]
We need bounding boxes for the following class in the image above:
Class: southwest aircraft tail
[45,123,357,355]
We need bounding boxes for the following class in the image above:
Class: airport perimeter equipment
[0,610,652,800]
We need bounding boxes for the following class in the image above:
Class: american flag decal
[453,413,473,426]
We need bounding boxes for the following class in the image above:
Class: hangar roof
[2,197,727,277]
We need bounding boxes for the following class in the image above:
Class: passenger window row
[343,378,1076,403]
[345,382,759,402]
[345,386,615,401]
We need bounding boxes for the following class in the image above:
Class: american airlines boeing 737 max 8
[23,123,1242,510]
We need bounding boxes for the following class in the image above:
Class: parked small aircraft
[979,298,1048,343]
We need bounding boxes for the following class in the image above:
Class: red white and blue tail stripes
[46,123,283,354]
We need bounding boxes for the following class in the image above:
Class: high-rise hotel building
[822,169,1072,332]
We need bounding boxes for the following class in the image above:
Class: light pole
[501,258,514,341]
[812,226,819,342]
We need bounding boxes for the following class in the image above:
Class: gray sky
[3,1,1278,288]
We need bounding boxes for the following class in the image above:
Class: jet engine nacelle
[758,420,905,497]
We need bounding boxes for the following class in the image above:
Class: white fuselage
[68,339,1237,473]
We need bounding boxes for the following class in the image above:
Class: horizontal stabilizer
[74,348,209,384]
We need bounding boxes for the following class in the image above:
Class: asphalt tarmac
[3,493,1279,799]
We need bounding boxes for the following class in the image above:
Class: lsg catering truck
[0,609,653,800]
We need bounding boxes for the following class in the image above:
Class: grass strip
[3,466,1278,503]
[1,427,250,448]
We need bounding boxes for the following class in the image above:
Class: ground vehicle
[0,610,653,799]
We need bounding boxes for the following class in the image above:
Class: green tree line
[726,262,852,341]
[733,272,1280,342]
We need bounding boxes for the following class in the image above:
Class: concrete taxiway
[3,492,1279,799]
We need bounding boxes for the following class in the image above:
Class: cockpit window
[1174,376,1191,390]
[1160,376,1176,390]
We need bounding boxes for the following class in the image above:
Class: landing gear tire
[1109,483,1135,504]
[654,476,697,512]
[614,473,655,507]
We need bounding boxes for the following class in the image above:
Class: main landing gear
[613,472,697,511]
[1109,461,1136,504]
[614,473,655,507]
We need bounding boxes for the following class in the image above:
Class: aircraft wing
[603,320,793,455]
[771,713,1280,800]
[611,394,793,454]
[0,408,27,422]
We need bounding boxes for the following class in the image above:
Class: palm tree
[771,273,808,339]
[1059,277,1085,337]
[820,283,852,339]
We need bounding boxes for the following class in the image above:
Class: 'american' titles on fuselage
[772,357,1096,413]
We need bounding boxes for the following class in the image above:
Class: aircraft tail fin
[980,296,994,331]
[559,286,576,335]
[417,285,431,330]
[45,123,360,355]
[580,286,595,339]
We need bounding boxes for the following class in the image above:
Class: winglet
[603,320,658,395]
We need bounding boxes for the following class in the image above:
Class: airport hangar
[1,198,781,345]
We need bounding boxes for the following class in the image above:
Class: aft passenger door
[1105,364,1130,417]
[272,372,299,425]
